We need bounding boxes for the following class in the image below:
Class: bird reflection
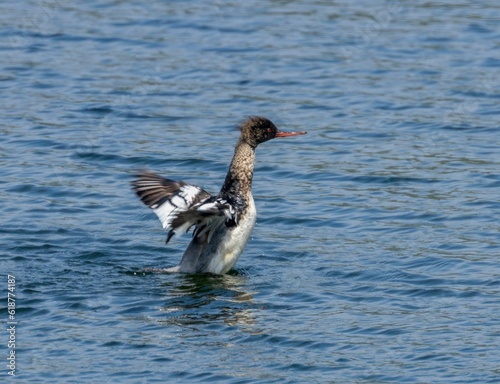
[157,271,257,330]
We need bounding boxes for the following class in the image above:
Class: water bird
[132,116,307,274]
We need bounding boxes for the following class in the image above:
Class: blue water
[1,1,500,383]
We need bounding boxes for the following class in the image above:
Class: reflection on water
[157,272,257,330]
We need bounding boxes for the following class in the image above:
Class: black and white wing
[131,171,238,244]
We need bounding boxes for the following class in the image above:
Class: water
[1,1,499,382]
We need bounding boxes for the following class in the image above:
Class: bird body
[177,196,256,274]
[132,116,306,274]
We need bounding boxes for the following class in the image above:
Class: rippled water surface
[1,1,499,383]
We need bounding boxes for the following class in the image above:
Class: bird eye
[267,128,272,133]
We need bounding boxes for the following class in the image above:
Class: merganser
[132,116,307,274]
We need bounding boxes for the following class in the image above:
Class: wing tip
[166,230,175,244]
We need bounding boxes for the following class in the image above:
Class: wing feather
[131,171,238,244]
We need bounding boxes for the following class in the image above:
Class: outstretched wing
[131,171,238,244]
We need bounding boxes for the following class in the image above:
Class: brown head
[239,116,307,148]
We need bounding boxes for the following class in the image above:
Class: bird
[131,116,307,274]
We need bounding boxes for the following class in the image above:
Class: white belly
[207,198,256,274]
